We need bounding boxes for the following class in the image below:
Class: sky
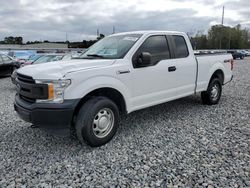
[0,0,249,42]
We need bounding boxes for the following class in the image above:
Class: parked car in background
[32,54,70,64]
[0,51,8,55]
[240,50,250,56]
[8,51,32,63]
[22,54,44,66]
[61,53,74,61]
[11,53,72,84]
[227,50,245,59]
[0,53,21,76]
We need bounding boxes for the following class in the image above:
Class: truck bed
[195,53,233,92]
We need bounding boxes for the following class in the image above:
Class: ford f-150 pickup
[14,31,233,147]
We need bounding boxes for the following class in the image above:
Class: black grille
[17,73,35,84]
[16,73,49,104]
[17,73,36,103]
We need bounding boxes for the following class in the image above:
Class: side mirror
[137,52,152,66]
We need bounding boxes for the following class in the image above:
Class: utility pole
[66,32,68,42]
[112,26,115,34]
[97,29,99,37]
[219,6,225,49]
[221,6,225,25]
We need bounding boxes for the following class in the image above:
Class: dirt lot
[0,58,249,187]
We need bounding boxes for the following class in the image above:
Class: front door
[130,35,179,110]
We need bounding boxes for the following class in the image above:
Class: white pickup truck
[14,31,233,146]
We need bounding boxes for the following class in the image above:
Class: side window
[172,35,189,58]
[1,55,11,61]
[134,35,170,65]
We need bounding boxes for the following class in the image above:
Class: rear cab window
[172,35,189,58]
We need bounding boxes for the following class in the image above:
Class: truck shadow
[116,94,203,137]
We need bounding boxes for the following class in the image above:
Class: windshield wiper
[87,54,104,58]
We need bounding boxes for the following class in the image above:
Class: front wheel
[201,78,222,105]
[75,96,119,147]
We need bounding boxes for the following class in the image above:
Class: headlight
[35,79,71,103]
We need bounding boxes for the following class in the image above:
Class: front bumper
[14,95,79,129]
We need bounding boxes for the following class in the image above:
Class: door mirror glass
[137,52,151,67]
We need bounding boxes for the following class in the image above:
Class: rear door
[167,35,197,97]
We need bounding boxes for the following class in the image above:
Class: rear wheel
[201,78,222,105]
[75,96,119,147]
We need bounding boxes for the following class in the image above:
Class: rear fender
[206,64,225,89]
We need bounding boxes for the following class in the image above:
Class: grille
[17,73,35,84]
[17,73,36,103]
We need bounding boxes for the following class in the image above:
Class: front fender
[64,76,132,112]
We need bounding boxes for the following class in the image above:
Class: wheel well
[72,88,127,125]
[210,69,224,84]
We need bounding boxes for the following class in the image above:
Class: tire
[75,96,119,147]
[201,78,222,105]
[240,56,244,59]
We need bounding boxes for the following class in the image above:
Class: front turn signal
[48,83,54,99]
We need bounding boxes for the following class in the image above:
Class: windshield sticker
[123,37,138,41]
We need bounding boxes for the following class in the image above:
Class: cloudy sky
[0,0,249,42]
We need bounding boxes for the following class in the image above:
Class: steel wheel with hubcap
[93,108,114,138]
[210,84,220,101]
[201,77,222,105]
[75,96,119,147]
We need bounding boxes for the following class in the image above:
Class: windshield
[79,34,142,59]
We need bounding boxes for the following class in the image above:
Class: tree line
[190,24,250,49]
[0,36,23,45]
[0,34,105,48]
[1,25,250,49]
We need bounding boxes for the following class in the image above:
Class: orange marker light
[48,84,54,99]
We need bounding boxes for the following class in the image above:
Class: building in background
[0,43,68,50]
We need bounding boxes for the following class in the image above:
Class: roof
[111,30,185,36]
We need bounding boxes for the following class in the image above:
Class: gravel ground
[0,58,249,187]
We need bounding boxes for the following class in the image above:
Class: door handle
[168,66,176,72]
[117,70,130,74]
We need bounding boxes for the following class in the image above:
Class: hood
[17,59,115,80]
